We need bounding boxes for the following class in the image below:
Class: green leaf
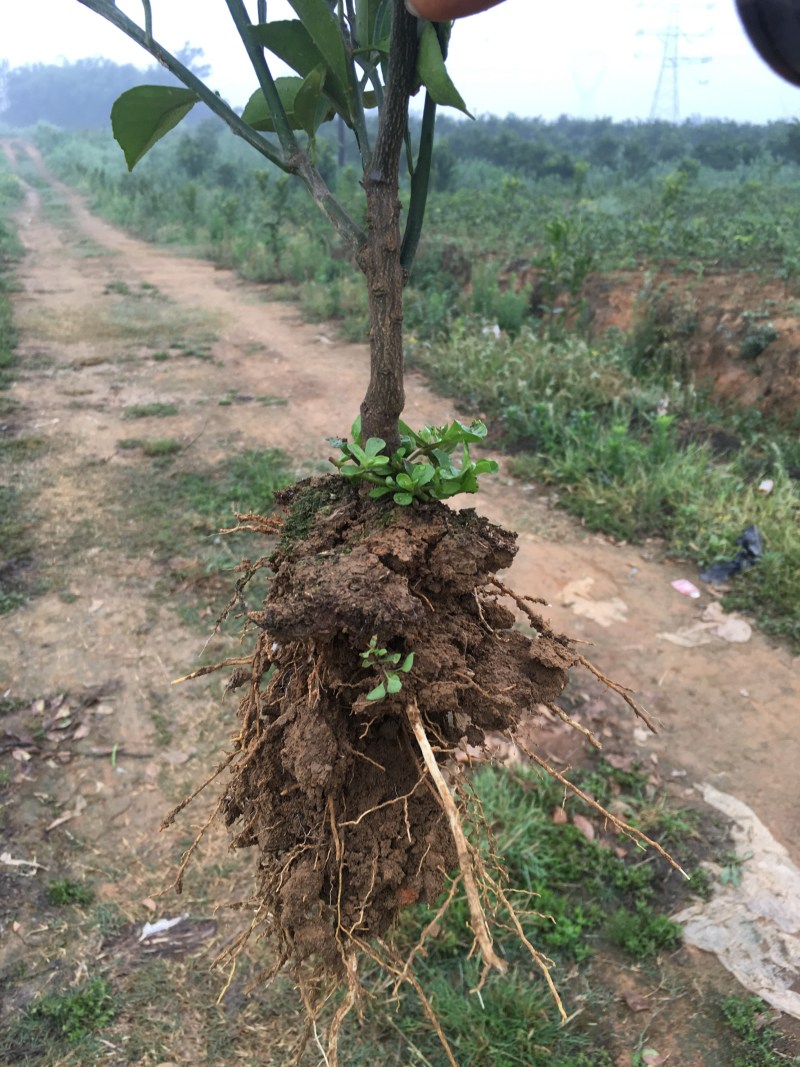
[351,414,362,444]
[474,459,500,474]
[369,484,395,499]
[355,0,380,50]
[111,86,199,171]
[416,24,472,117]
[287,0,350,100]
[252,20,350,116]
[412,464,435,486]
[400,652,415,673]
[393,492,414,506]
[395,473,414,490]
[364,437,387,457]
[366,682,386,702]
[294,65,328,137]
[386,673,403,695]
[242,78,302,131]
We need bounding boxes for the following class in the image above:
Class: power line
[638,1,714,122]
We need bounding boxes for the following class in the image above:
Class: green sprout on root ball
[360,635,415,702]
[331,417,499,505]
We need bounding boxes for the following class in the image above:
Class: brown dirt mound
[167,476,577,980]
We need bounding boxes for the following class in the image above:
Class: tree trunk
[358,0,418,452]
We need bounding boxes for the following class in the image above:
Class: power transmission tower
[639,1,713,122]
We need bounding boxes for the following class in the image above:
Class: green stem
[400,90,436,269]
[340,0,372,166]
[74,0,288,172]
[224,0,298,157]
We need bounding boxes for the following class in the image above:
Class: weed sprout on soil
[74,0,681,1061]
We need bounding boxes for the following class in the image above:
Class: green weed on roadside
[722,995,799,1067]
[415,322,800,647]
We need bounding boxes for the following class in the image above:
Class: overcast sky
[4,0,800,124]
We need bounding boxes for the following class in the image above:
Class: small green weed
[4,977,116,1058]
[719,849,753,887]
[46,878,95,907]
[359,635,414,702]
[90,903,124,938]
[122,402,179,419]
[607,905,682,958]
[722,995,794,1067]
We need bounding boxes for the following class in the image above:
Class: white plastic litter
[139,914,189,942]
[673,785,800,1019]
[658,602,752,647]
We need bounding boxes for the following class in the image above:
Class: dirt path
[6,140,798,851]
[1,141,799,1059]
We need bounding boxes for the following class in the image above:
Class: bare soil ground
[2,141,799,1065]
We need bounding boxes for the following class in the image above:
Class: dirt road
[1,140,799,1059]
[3,140,797,848]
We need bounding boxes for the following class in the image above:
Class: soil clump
[175,476,576,980]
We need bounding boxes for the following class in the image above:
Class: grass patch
[46,878,95,907]
[0,435,47,458]
[116,447,294,560]
[117,437,182,457]
[121,402,178,419]
[414,321,800,647]
[16,295,218,351]
[333,756,709,1066]
[721,995,796,1067]
[0,977,116,1061]
[0,485,34,614]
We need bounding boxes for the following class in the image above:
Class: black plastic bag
[699,525,763,584]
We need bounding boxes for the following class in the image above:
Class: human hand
[405,0,507,20]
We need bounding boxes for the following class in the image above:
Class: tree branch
[75,0,288,172]
[225,0,298,157]
[74,0,367,258]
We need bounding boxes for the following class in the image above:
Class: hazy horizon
[3,0,800,125]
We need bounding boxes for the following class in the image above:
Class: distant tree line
[0,49,209,130]
[432,113,800,184]
[4,56,800,181]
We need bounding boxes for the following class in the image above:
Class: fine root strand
[406,700,507,976]
[577,653,660,734]
[514,738,688,878]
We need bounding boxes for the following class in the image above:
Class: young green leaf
[364,437,387,457]
[294,65,330,137]
[366,682,387,702]
[416,25,473,117]
[386,673,403,695]
[287,0,351,104]
[252,20,350,117]
[355,0,380,51]
[393,491,414,506]
[242,78,304,131]
[111,86,199,171]
[399,652,415,673]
